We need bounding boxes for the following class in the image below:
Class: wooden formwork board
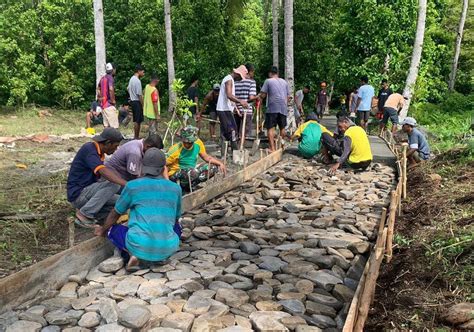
[0,149,283,313]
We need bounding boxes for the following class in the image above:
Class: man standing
[234,63,258,145]
[294,86,310,124]
[315,82,328,119]
[98,63,119,129]
[198,84,220,139]
[377,79,392,120]
[67,128,126,227]
[143,74,160,134]
[379,91,405,134]
[187,76,199,120]
[216,65,249,155]
[258,66,291,152]
[128,64,145,139]
[105,133,164,181]
[348,87,359,121]
[355,76,375,132]
[401,117,430,165]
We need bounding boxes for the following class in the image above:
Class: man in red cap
[216,65,249,156]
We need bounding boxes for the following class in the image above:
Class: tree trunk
[399,0,427,120]
[164,0,176,112]
[263,0,270,29]
[93,0,106,86]
[272,0,279,68]
[383,53,390,75]
[284,0,294,98]
[448,0,469,91]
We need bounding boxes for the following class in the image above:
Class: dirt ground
[366,149,473,330]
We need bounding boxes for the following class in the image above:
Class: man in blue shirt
[401,117,431,165]
[67,128,126,227]
[94,148,182,270]
[355,75,375,132]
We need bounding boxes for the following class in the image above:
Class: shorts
[381,107,399,125]
[217,111,238,141]
[357,110,370,122]
[209,111,217,121]
[92,114,103,125]
[265,112,287,130]
[130,100,144,124]
[102,106,119,128]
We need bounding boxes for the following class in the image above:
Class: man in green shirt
[143,74,160,134]
[291,113,332,158]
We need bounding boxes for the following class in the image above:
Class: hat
[93,128,124,143]
[180,126,198,143]
[142,148,166,176]
[105,63,114,71]
[213,83,220,91]
[401,117,417,127]
[233,65,249,79]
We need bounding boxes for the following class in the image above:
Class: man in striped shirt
[234,63,257,144]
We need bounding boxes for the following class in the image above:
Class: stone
[295,280,314,295]
[40,326,61,332]
[138,279,170,300]
[113,276,144,297]
[26,305,48,316]
[194,289,216,298]
[166,269,200,281]
[58,282,78,299]
[68,270,88,284]
[256,301,282,311]
[302,271,343,291]
[305,301,337,318]
[77,312,100,328]
[242,204,257,215]
[235,315,252,329]
[259,248,279,257]
[5,320,42,332]
[258,256,288,272]
[44,310,74,325]
[66,309,84,320]
[99,297,119,324]
[71,296,96,310]
[61,328,90,332]
[209,281,233,291]
[306,294,342,310]
[274,243,304,251]
[339,190,355,200]
[239,242,261,255]
[166,299,187,313]
[148,304,172,322]
[95,323,130,332]
[295,326,322,332]
[249,289,273,302]
[183,295,212,315]
[98,257,124,273]
[332,284,355,303]
[161,312,195,332]
[348,241,370,254]
[193,226,213,239]
[282,203,299,213]
[218,327,252,332]
[309,314,336,328]
[280,316,307,330]
[117,298,147,311]
[18,312,47,327]
[119,305,150,329]
[85,267,110,282]
[254,270,273,281]
[278,299,306,314]
[276,292,306,302]
[440,302,474,325]
[215,289,249,308]
[249,311,290,331]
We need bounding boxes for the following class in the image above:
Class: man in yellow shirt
[321,117,373,175]
[143,74,160,134]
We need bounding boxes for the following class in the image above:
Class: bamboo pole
[68,218,75,248]
[386,190,398,262]
[402,143,408,199]
[343,257,370,332]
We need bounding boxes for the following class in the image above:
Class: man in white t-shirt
[216,65,249,156]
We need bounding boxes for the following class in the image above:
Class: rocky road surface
[1,157,395,332]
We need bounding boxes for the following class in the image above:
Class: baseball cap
[93,127,124,143]
[105,63,114,71]
[142,148,166,176]
[180,126,198,143]
[213,83,220,91]
[401,117,417,127]
[233,65,249,79]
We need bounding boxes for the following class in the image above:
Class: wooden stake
[187,171,193,193]
[386,190,398,262]
[68,218,75,248]
[207,160,211,182]
[402,143,408,199]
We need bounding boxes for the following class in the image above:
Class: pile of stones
[1,159,395,332]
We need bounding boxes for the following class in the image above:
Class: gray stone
[99,298,119,324]
[215,289,249,308]
[5,320,42,332]
[305,301,337,318]
[259,249,279,256]
[258,256,288,272]
[161,312,195,332]
[95,323,130,332]
[249,311,290,331]
[307,255,335,269]
[275,243,304,251]
[282,203,299,213]
[183,295,212,315]
[310,314,336,328]
[85,266,110,282]
[303,271,343,291]
[40,326,61,332]
[26,305,47,316]
[44,310,74,325]
[239,242,261,255]
[113,276,144,297]
[344,277,359,291]
[18,312,47,327]
[306,294,342,309]
[166,269,200,281]
[66,309,84,320]
[77,312,100,328]
[332,284,355,303]
[137,279,170,300]
[278,299,306,314]
[295,326,322,332]
[295,280,314,295]
[339,190,355,200]
[119,305,150,329]
[71,296,96,310]
[209,281,233,291]
[98,257,124,273]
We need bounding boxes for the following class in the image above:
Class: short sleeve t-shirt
[105,139,144,181]
[187,86,199,114]
[115,177,182,262]
[127,75,142,101]
[408,128,430,160]
[235,79,257,113]
[261,78,290,115]
[294,90,304,107]
[357,84,375,111]
[317,89,328,106]
[294,120,323,158]
[98,74,115,109]
[377,88,392,110]
[166,139,206,176]
[66,142,105,202]
[216,75,235,112]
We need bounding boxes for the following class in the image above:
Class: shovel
[232,109,249,165]
[251,103,261,156]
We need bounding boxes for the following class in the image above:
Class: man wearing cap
[67,128,127,227]
[166,126,226,191]
[216,65,250,156]
[355,75,375,132]
[94,148,182,269]
[379,91,405,135]
[143,74,160,135]
[97,63,119,129]
[198,84,220,139]
[105,133,164,181]
[401,117,430,165]
[128,64,145,139]
[315,82,328,119]
[321,116,373,175]
[291,113,332,159]
[234,63,258,144]
[257,66,291,152]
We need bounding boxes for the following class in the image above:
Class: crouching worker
[401,117,430,165]
[94,148,182,270]
[67,128,126,227]
[291,113,332,159]
[321,116,373,176]
[167,126,226,192]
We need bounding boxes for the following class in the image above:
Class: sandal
[74,218,97,228]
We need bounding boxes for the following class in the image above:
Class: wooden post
[386,190,397,262]
[68,218,75,248]
[402,143,408,199]
[377,207,387,245]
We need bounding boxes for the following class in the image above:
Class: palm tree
[399,0,427,120]
[272,0,280,68]
[164,0,176,112]
[284,0,294,98]
[93,0,106,85]
[448,0,469,91]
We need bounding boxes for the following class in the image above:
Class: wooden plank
[0,149,283,314]
[385,190,398,262]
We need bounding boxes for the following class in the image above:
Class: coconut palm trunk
[164,0,176,112]
[399,0,427,120]
[93,0,106,86]
[448,0,469,91]
[272,0,280,68]
[284,0,294,98]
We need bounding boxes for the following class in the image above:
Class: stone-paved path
[1,157,395,332]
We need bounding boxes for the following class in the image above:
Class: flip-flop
[74,218,96,229]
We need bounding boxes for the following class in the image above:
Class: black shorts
[265,113,287,130]
[209,111,217,121]
[357,110,370,122]
[130,100,144,124]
